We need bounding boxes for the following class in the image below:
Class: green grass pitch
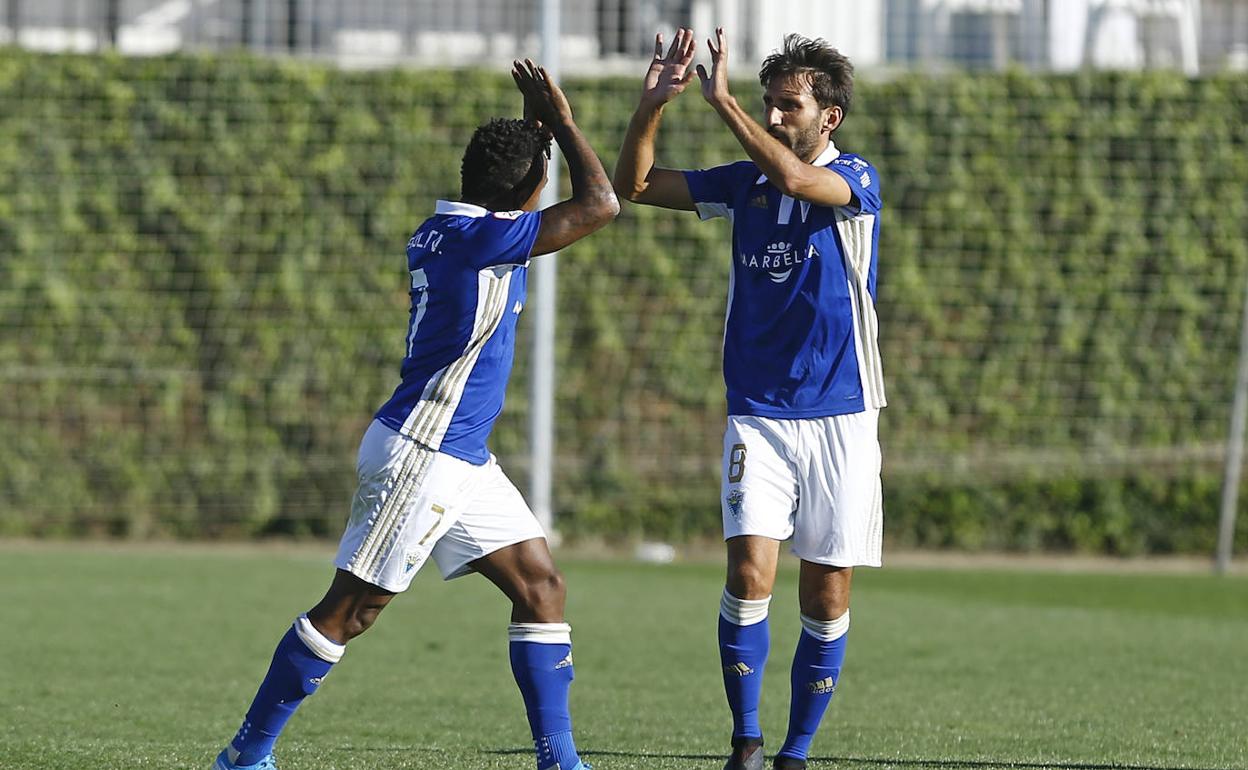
[2,544,1245,769]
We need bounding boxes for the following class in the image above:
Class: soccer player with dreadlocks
[211,59,617,770]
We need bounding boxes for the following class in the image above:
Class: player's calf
[776,611,849,764]
[477,541,586,770]
[509,621,588,770]
[215,614,346,770]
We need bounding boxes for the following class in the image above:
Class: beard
[769,124,823,162]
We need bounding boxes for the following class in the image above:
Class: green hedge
[0,49,1245,554]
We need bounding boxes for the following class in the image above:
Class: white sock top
[719,588,771,626]
[508,622,572,644]
[295,614,346,663]
[800,610,850,641]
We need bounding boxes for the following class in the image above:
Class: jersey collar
[755,141,840,185]
[436,200,489,218]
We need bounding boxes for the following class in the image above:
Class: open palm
[697,27,730,104]
[513,58,572,130]
[641,27,697,107]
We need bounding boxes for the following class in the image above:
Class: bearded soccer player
[211,60,617,770]
[614,29,885,770]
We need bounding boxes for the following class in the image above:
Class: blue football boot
[213,748,279,770]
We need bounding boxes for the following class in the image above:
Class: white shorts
[721,411,883,567]
[333,420,546,592]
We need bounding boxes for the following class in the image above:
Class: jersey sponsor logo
[738,241,821,283]
[806,676,836,695]
[860,171,872,188]
[726,488,745,520]
[724,661,755,677]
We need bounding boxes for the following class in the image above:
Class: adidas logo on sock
[806,676,836,694]
[554,653,573,670]
[724,661,755,677]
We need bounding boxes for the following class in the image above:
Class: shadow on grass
[486,748,1234,770]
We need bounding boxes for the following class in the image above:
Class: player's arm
[697,28,854,208]
[612,29,698,211]
[513,60,619,257]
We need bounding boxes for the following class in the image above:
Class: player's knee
[800,587,850,620]
[516,568,566,618]
[340,608,380,640]
[727,563,772,599]
[325,599,389,641]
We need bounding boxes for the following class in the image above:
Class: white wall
[748,0,884,66]
[690,0,883,68]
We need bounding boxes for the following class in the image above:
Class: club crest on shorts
[404,549,425,573]
[726,488,745,520]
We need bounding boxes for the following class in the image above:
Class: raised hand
[696,27,731,105]
[512,58,573,130]
[640,27,697,108]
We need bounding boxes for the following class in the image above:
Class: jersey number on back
[406,268,430,357]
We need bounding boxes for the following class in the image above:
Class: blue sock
[509,623,580,770]
[229,618,342,765]
[718,593,771,740]
[778,621,848,761]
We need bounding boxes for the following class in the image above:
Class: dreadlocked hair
[758,34,854,114]
[460,118,550,205]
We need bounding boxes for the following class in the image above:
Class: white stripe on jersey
[835,211,887,409]
[401,265,517,446]
[775,194,811,225]
[722,253,737,364]
[695,201,734,222]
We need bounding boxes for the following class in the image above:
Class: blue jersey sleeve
[827,154,882,215]
[684,162,752,221]
[473,210,543,268]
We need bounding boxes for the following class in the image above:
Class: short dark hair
[460,118,551,205]
[758,34,854,114]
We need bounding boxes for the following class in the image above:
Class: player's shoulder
[826,152,880,193]
[827,152,876,173]
[440,207,536,238]
[429,201,532,225]
[725,159,768,194]
[729,159,761,178]
[460,209,540,265]
[487,209,527,221]
[482,208,540,229]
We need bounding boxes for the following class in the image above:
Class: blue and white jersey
[684,142,886,418]
[374,200,540,465]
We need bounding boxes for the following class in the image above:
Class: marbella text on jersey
[683,141,887,418]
